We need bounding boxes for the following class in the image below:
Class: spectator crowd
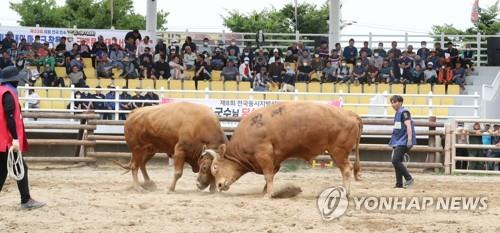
[456,122,500,171]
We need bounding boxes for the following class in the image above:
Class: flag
[471,0,479,24]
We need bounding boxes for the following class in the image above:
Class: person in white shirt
[137,36,154,56]
[26,89,40,109]
[238,57,253,82]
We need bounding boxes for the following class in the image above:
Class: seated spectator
[297,59,313,82]
[342,38,358,65]
[328,49,341,69]
[311,54,325,71]
[70,54,85,72]
[183,46,196,70]
[359,51,370,69]
[119,87,132,120]
[198,38,212,56]
[337,62,352,83]
[139,55,154,80]
[226,38,240,57]
[391,61,411,84]
[316,40,329,59]
[463,44,475,71]
[452,62,466,90]
[268,48,282,64]
[26,89,40,109]
[359,41,373,57]
[81,86,93,110]
[32,35,43,52]
[0,51,14,69]
[131,89,145,109]
[181,36,197,53]
[379,60,392,83]
[434,42,445,58]
[72,91,84,110]
[239,57,253,82]
[413,55,425,69]
[254,67,270,92]
[155,39,167,55]
[417,41,430,61]
[268,57,285,83]
[54,49,66,67]
[240,43,254,64]
[406,45,416,58]
[281,63,296,91]
[221,58,240,82]
[193,54,211,89]
[411,64,424,83]
[423,62,437,84]
[41,64,64,87]
[351,59,367,84]
[426,50,440,70]
[68,65,86,87]
[444,41,459,66]
[367,65,379,84]
[437,64,453,85]
[154,54,170,80]
[211,48,226,71]
[169,56,186,80]
[96,53,114,79]
[92,35,109,67]
[322,61,337,83]
[398,51,413,70]
[371,52,384,69]
[143,91,159,106]
[373,42,386,58]
[388,41,402,58]
[109,44,125,71]
[137,36,154,56]
[79,40,92,58]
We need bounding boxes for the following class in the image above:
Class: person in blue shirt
[389,95,416,188]
[343,38,358,66]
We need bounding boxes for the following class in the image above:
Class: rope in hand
[7,148,25,181]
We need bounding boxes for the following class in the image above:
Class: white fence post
[114,86,120,120]
[404,32,408,49]
[368,32,373,49]
[440,33,445,48]
[476,32,481,67]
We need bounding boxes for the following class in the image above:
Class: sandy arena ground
[1,163,500,233]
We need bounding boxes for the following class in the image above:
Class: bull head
[208,144,246,192]
[196,145,215,191]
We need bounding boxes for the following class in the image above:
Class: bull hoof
[167,187,176,193]
[264,193,273,199]
[355,176,363,181]
[129,185,146,193]
[141,181,157,191]
[209,186,216,193]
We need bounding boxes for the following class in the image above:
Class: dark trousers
[392,146,413,187]
[0,152,31,203]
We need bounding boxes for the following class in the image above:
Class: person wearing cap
[0,66,46,209]
[268,48,282,64]
[423,62,437,84]
[389,95,415,188]
[1,31,16,51]
[239,57,253,82]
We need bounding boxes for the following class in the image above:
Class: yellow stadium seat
[156,80,168,89]
[350,84,362,93]
[307,83,321,100]
[441,97,455,105]
[279,93,293,100]
[224,81,238,99]
[405,84,418,94]
[359,95,373,104]
[420,107,430,116]
[414,97,427,105]
[142,79,155,89]
[343,105,356,113]
[447,85,460,95]
[61,89,72,99]
[404,96,415,105]
[321,83,334,93]
[184,70,195,80]
[86,78,99,88]
[113,79,126,88]
[127,79,141,89]
[387,107,396,116]
[434,107,449,117]
[112,68,121,79]
[408,107,421,116]
[355,106,369,115]
[36,90,50,109]
[196,81,210,98]
[168,80,183,98]
[431,97,441,105]
[377,83,390,93]
[251,93,265,100]
[310,72,322,82]
[391,84,404,94]
[295,83,307,100]
[238,82,252,99]
[55,67,67,78]
[83,67,96,79]
[336,83,348,93]
[33,79,42,87]
[47,89,64,109]
[419,83,432,94]
[83,58,93,68]
[211,70,222,81]
[433,84,446,95]
[345,96,359,104]
[99,79,113,89]
[183,80,197,98]
[265,93,279,100]
[210,81,224,99]
[363,84,376,93]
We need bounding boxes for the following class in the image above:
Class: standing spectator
[417,41,430,61]
[124,29,142,51]
[221,58,240,82]
[104,85,116,120]
[452,62,466,90]
[119,87,132,120]
[342,38,358,65]
[486,124,500,170]
[92,86,106,118]
[389,95,415,188]
[0,51,14,69]
[0,67,46,210]
[193,54,211,89]
[131,89,144,109]
[154,55,170,80]
[463,44,475,71]
[373,42,386,58]
[359,41,373,57]
[181,36,196,53]
[468,123,484,170]
[239,57,253,82]
[1,31,16,51]
[423,62,437,84]
[388,41,402,58]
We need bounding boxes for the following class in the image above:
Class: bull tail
[353,118,363,181]
[112,160,132,175]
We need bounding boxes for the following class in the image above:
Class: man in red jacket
[0,66,45,210]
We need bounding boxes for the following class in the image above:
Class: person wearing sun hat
[0,66,46,210]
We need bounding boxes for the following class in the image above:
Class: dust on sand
[1,164,499,233]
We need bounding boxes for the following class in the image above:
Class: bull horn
[202,149,218,159]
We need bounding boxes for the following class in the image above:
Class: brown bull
[206,102,362,198]
[116,102,226,192]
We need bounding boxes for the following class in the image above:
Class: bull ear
[202,144,207,152]
[218,144,226,159]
